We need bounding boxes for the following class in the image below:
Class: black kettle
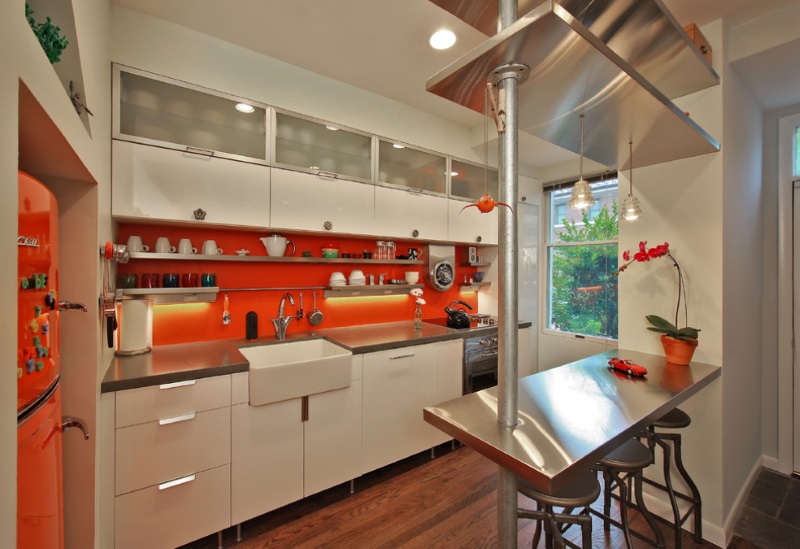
[445,300,474,329]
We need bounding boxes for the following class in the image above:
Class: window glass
[546,179,619,339]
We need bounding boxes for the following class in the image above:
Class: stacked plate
[329,272,346,287]
[348,269,366,287]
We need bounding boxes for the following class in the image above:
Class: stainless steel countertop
[423,349,721,494]
[101,319,532,393]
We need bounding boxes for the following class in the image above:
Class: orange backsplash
[117,224,483,345]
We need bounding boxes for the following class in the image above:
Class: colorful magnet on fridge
[26,359,34,373]
[35,346,43,358]
[35,361,44,372]
[34,306,42,317]
[28,319,39,333]
[41,347,49,357]
[44,292,55,310]
[32,336,40,347]
[20,277,30,290]
[34,273,47,289]
[42,323,49,334]
[17,367,23,379]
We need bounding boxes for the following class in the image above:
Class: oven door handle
[477,350,498,359]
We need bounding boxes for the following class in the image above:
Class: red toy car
[608,358,648,377]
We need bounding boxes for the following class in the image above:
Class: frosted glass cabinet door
[114,65,268,163]
[377,140,446,194]
[270,168,374,235]
[112,140,270,227]
[274,111,372,182]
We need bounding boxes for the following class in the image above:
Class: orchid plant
[616,241,700,344]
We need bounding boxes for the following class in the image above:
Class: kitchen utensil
[472,272,485,282]
[222,293,231,325]
[321,243,339,258]
[296,292,304,320]
[202,240,223,255]
[404,272,419,285]
[445,300,474,329]
[245,311,257,339]
[309,291,323,326]
[155,237,176,254]
[126,235,149,253]
[177,239,197,254]
[236,249,250,256]
[261,234,295,257]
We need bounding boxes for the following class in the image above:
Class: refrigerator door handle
[59,301,88,312]
[61,415,90,440]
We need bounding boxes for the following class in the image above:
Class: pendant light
[622,140,643,221]
[568,114,595,210]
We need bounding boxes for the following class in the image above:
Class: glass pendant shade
[622,194,643,220]
[569,114,595,210]
[568,179,595,209]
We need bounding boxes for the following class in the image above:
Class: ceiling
[111,0,798,169]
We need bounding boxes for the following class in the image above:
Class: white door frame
[778,112,800,474]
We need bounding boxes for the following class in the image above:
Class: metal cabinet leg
[236,523,242,543]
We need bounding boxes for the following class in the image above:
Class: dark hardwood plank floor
[183,444,749,548]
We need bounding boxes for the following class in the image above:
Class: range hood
[427,0,720,169]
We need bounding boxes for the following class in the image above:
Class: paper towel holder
[114,294,153,357]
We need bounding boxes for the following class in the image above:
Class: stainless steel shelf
[459,282,491,290]
[127,252,423,265]
[427,1,719,169]
[462,262,491,267]
[117,287,219,304]
[323,284,423,298]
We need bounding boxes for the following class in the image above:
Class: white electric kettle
[260,235,295,257]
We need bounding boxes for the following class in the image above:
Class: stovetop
[423,315,497,330]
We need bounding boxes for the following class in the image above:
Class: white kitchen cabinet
[270,167,374,235]
[112,140,270,227]
[362,341,462,473]
[430,339,464,446]
[231,359,363,523]
[447,199,499,245]
[113,375,232,549]
[374,186,448,241]
[231,398,304,525]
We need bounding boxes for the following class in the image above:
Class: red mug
[181,273,199,287]
[141,273,160,288]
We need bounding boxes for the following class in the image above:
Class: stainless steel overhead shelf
[427,0,720,169]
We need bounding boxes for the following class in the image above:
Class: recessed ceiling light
[325,125,339,131]
[393,143,406,149]
[235,102,255,113]
[429,29,456,50]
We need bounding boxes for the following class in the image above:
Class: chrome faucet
[272,292,295,340]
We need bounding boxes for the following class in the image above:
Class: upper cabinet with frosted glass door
[111,65,271,228]
[270,111,375,235]
[375,140,448,241]
[448,159,499,245]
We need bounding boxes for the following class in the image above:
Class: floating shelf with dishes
[116,287,219,304]
[459,282,491,290]
[323,284,423,298]
[126,252,423,265]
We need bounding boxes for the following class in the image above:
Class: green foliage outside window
[549,201,619,338]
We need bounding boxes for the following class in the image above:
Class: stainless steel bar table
[423,349,721,495]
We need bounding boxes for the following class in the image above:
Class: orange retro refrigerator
[16,171,64,549]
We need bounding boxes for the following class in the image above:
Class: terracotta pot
[660,335,697,365]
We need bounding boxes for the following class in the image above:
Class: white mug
[202,240,223,255]
[177,238,197,255]
[126,235,149,253]
[155,237,176,254]
[260,235,295,257]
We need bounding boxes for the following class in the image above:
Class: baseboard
[721,456,767,546]
[761,454,780,472]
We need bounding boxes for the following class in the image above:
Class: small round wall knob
[411,229,419,238]
[193,208,207,221]
[323,221,333,231]
[476,236,483,243]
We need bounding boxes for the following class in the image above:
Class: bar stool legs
[644,408,703,548]
[517,469,600,549]
[592,439,666,549]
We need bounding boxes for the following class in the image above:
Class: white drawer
[116,375,231,427]
[116,407,230,495]
[115,464,230,549]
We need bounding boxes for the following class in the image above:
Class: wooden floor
[183,444,753,549]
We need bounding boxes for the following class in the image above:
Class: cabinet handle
[158,474,196,491]
[158,412,196,426]
[476,235,483,243]
[389,353,415,360]
[301,396,309,422]
[323,220,333,231]
[411,229,419,238]
[317,171,338,180]
[406,187,423,194]
[185,146,215,157]
[159,380,196,390]
[193,208,207,221]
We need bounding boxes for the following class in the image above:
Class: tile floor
[731,468,800,549]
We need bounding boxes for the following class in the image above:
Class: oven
[463,335,498,394]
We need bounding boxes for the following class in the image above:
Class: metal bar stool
[642,407,702,548]
[591,438,666,549]
[517,469,600,549]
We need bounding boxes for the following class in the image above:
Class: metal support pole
[495,3,527,548]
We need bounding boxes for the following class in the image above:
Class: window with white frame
[545,175,619,339]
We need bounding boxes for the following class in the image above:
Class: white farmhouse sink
[241,339,353,406]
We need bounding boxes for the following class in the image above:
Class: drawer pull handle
[159,380,196,390]
[389,353,415,360]
[158,474,196,491]
[159,412,196,426]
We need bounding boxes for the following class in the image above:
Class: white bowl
[349,269,364,278]
[404,272,420,285]
[330,271,345,280]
